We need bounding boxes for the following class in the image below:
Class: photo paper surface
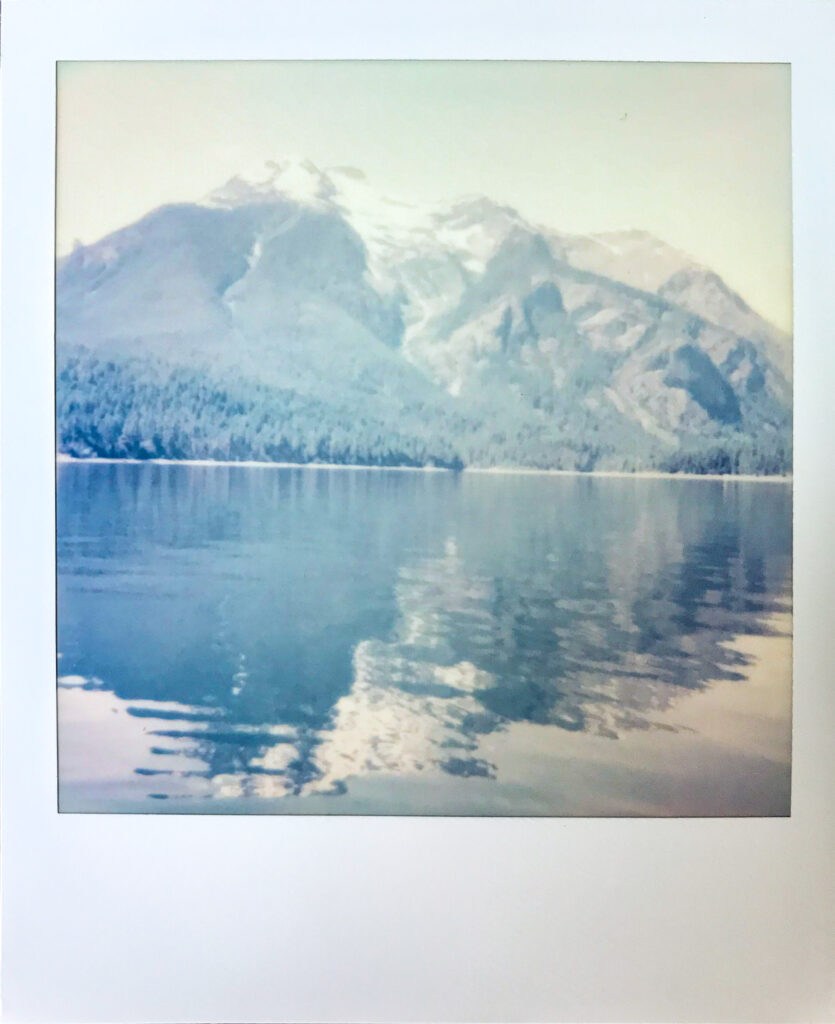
[55,61,793,815]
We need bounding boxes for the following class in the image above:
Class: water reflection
[57,463,792,812]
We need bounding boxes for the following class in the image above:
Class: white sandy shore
[465,466,792,484]
[55,452,792,484]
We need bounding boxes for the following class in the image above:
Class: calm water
[57,462,792,815]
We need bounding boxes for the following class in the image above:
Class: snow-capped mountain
[56,158,792,474]
[554,228,697,293]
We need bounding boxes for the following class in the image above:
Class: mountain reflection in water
[57,463,792,814]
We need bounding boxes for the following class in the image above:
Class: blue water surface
[56,463,792,815]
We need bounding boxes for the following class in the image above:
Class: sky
[56,61,792,331]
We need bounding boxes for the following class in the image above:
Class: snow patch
[205,157,336,209]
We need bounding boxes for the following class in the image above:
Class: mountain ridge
[56,158,793,475]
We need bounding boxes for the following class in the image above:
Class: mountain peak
[553,228,701,294]
[56,156,793,474]
[441,195,521,220]
[206,157,336,208]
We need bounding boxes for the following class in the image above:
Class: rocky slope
[56,158,792,473]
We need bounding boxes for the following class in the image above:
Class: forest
[57,348,792,475]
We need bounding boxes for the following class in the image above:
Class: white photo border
[3,2,834,1021]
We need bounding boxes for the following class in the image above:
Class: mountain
[553,228,792,364]
[56,158,792,474]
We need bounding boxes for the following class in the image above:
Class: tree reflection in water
[57,463,792,808]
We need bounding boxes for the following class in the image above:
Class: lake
[56,462,792,815]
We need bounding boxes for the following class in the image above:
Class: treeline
[657,435,792,476]
[56,349,792,475]
[57,353,467,469]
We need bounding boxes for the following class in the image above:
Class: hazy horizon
[56,60,792,332]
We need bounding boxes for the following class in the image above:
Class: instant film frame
[53,59,795,819]
[3,1,835,1021]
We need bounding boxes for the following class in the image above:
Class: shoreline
[55,453,792,484]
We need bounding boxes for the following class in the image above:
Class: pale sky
[56,61,792,331]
